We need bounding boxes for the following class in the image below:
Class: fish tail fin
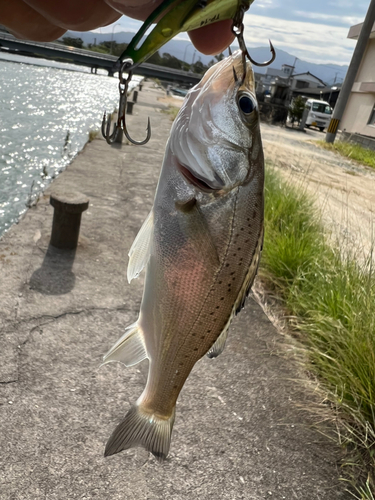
[105,404,176,462]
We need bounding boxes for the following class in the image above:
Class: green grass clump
[88,129,99,142]
[317,140,375,169]
[162,105,180,122]
[261,165,375,489]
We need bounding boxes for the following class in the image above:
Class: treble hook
[231,7,276,83]
[246,40,275,67]
[101,59,151,146]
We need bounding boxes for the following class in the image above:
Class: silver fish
[103,50,264,461]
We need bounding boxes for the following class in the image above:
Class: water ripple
[0,54,141,237]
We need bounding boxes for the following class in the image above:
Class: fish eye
[238,94,256,115]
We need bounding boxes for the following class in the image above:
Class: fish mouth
[177,163,224,193]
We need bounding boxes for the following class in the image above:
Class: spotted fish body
[103,51,264,461]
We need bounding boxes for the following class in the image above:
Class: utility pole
[326,0,375,143]
[191,49,197,66]
[328,73,338,106]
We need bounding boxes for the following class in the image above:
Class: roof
[292,72,326,86]
[264,67,286,77]
[348,21,375,40]
[293,86,340,96]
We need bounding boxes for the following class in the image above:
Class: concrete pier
[0,83,351,499]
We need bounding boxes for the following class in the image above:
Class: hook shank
[102,59,151,146]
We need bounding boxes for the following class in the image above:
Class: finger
[104,0,165,21]
[0,0,66,41]
[23,0,121,31]
[188,20,235,55]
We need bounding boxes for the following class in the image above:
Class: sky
[93,0,371,66]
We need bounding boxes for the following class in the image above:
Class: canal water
[0,52,141,239]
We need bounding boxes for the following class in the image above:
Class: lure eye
[238,94,256,115]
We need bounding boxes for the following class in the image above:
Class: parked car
[305,99,332,131]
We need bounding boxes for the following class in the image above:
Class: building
[289,72,326,90]
[292,83,342,108]
[340,21,375,140]
[260,64,294,91]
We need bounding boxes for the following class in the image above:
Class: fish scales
[102,50,265,461]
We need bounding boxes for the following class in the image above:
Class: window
[368,104,375,126]
[296,80,308,89]
[312,103,332,114]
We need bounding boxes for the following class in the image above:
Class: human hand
[0,0,234,55]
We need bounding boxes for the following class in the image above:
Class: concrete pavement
[0,82,351,499]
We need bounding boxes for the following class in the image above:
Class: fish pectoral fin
[176,198,220,268]
[105,404,176,462]
[207,326,230,359]
[102,322,147,367]
[127,210,154,283]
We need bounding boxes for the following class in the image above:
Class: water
[0,52,141,239]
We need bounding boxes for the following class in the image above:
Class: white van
[305,99,332,131]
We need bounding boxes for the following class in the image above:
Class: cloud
[243,13,356,64]
[294,11,364,27]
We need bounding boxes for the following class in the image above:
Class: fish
[102,50,265,461]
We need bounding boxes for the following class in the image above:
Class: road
[261,123,375,258]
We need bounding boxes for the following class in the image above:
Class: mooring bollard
[126,101,135,115]
[133,90,138,103]
[49,191,89,250]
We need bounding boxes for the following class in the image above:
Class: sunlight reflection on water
[0,53,141,238]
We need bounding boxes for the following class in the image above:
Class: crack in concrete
[1,305,133,388]
[2,304,131,337]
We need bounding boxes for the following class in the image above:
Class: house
[260,64,294,91]
[292,84,342,107]
[289,72,326,90]
[340,21,375,142]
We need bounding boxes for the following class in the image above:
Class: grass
[261,165,375,495]
[162,105,180,122]
[88,129,99,142]
[317,140,375,169]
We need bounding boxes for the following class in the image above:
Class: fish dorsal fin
[207,227,264,360]
[206,326,230,359]
[102,322,147,367]
[127,210,154,283]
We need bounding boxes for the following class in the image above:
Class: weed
[317,141,375,169]
[88,129,99,142]
[162,105,180,122]
[261,165,375,493]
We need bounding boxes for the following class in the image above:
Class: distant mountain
[62,30,348,86]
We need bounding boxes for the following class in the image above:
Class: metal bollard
[126,101,135,114]
[133,90,138,103]
[139,83,143,91]
[113,126,123,144]
[49,191,89,250]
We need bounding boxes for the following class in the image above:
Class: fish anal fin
[127,210,154,283]
[105,404,176,462]
[102,322,147,367]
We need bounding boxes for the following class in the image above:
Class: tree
[190,60,209,75]
[289,96,306,125]
[62,37,84,49]
[160,53,183,70]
